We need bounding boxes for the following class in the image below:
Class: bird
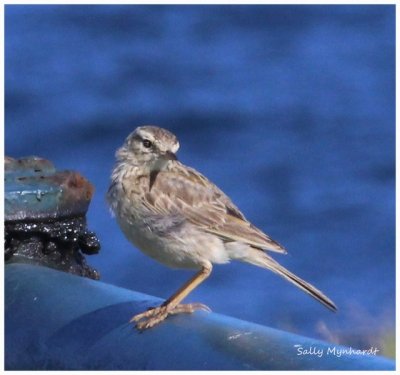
[107,125,337,330]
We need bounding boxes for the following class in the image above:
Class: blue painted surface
[5,158,93,220]
[5,264,395,370]
[5,4,395,357]
[5,157,55,178]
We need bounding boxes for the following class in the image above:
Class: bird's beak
[163,151,177,161]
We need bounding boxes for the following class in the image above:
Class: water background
[5,5,395,353]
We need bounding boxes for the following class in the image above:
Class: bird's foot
[130,302,211,330]
[169,302,211,315]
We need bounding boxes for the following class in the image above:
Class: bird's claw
[169,302,211,315]
[130,302,211,330]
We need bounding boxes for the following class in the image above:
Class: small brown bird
[107,125,337,330]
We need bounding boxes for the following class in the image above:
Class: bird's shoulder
[145,161,241,218]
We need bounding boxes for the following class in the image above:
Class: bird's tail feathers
[240,250,337,312]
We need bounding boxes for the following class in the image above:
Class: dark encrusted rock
[5,156,100,280]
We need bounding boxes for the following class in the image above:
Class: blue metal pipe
[5,263,395,370]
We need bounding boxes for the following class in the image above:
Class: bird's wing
[142,163,286,253]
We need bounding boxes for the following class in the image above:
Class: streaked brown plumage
[107,125,337,330]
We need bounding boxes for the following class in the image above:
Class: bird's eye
[142,139,152,148]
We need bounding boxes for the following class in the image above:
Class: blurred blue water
[5,5,395,348]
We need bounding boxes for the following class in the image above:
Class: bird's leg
[131,264,212,330]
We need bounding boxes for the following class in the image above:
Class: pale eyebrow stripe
[132,133,144,141]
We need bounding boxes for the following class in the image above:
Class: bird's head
[116,125,180,170]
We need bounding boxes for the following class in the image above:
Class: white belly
[116,211,230,269]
